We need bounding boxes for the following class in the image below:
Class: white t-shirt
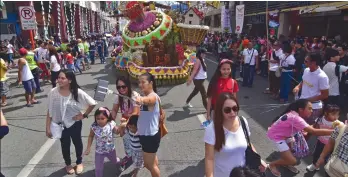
[37,48,48,63]
[243,48,258,65]
[280,54,296,72]
[7,44,14,54]
[114,91,140,116]
[269,49,283,71]
[50,55,61,72]
[300,68,329,109]
[323,62,348,96]
[204,117,250,177]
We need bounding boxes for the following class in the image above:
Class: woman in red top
[202,59,239,128]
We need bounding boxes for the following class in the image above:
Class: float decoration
[114,1,209,85]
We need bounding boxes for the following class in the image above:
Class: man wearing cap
[18,48,41,107]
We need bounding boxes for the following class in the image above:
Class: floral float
[114,1,209,85]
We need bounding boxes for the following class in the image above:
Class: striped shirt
[128,130,142,151]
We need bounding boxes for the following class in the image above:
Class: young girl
[266,99,334,177]
[126,115,144,177]
[203,59,239,128]
[85,107,120,177]
[306,104,343,171]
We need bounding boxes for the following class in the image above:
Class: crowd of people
[1,30,348,177]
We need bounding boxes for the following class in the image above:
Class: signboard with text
[19,6,36,30]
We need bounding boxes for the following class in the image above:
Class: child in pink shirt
[266,99,333,177]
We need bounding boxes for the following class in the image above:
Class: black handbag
[239,116,262,170]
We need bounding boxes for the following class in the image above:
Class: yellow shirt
[0,58,8,81]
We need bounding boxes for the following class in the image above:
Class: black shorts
[139,130,161,153]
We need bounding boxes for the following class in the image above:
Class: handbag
[240,116,262,170]
[50,94,71,139]
[158,99,168,138]
[325,125,348,177]
[289,116,310,158]
[275,55,290,78]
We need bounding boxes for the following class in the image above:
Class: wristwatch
[82,113,88,119]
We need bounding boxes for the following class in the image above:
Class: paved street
[1,54,327,177]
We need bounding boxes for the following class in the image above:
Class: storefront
[0,2,21,41]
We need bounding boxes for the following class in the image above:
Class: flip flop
[283,165,300,174]
[32,101,41,104]
[26,104,34,107]
[267,164,281,177]
[1,103,8,107]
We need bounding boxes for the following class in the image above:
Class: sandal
[1,102,7,107]
[65,165,75,175]
[26,104,34,107]
[75,164,83,175]
[283,165,300,174]
[267,164,281,177]
[31,100,41,104]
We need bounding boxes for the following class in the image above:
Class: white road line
[205,58,218,64]
[197,114,206,124]
[16,139,56,177]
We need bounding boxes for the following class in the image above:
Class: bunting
[57,1,61,40]
[41,1,46,40]
[64,1,71,41]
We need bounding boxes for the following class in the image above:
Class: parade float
[113,1,209,85]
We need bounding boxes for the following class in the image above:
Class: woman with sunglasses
[204,92,266,177]
[203,59,239,128]
[111,76,140,164]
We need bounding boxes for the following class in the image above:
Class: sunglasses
[117,85,127,90]
[223,106,239,114]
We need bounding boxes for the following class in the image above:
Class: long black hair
[272,99,310,123]
[206,60,233,97]
[116,76,132,112]
[196,48,207,72]
[61,70,80,102]
[140,72,157,93]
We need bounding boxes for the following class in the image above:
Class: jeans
[67,64,74,72]
[60,121,83,166]
[7,53,14,65]
[31,68,42,92]
[74,58,82,73]
[186,79,207,109]
[312,140,330,164]
[89,51,95,64]
[279,72,293,101]
[50,70,60,88]
[98,50,105,63]
[95,149,118,177]
[242,65,255,87]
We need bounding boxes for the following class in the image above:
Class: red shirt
[211,77,239,106]
[66,53,74,64]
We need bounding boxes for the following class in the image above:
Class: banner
[268,11,280,38]
[221,6,232,33]
[235,5,245,34]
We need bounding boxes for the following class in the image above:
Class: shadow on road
[167,108,206,122]
[167,159,204,177]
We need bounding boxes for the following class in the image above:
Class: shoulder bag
[240,116,262,170]
[324,125,348,177]
[158,98,168,138]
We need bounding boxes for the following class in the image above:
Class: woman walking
[185,49,208,109]
[46,70,97,174]
[279,45,296,103]
[48,46,61,87]
[135,73,161,177]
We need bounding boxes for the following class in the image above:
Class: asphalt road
[1,54,328,177]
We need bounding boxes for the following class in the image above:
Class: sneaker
[201,120,212,128]
[306,164,319,172]
[184,103,193,108]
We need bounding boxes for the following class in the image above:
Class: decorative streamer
[57,1,61,41]
[71,3,76,39]
[46,1,52,40]
[41,1,46,40]
[64,1,71,41]
[79,5,82,37]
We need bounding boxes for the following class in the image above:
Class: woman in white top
[46,70,97,175]
[204,92,266,177]
[185,48,208,110]
[111,76,140,164]
[279,44,296,103]
[48,46,61,88]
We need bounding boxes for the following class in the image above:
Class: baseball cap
[18,48,28,56]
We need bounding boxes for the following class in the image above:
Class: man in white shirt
[242,42,259,87]
[266,41,283,98]
[323,48,348,106]
[293,53,329,125]
[4,40,15,67]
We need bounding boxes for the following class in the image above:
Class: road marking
[16,139,56,177]
[197,114,206,124]
[205,58,218,64]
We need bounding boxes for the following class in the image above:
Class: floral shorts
[131,150,144,169]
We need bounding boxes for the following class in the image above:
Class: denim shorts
[22,79,36,93]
